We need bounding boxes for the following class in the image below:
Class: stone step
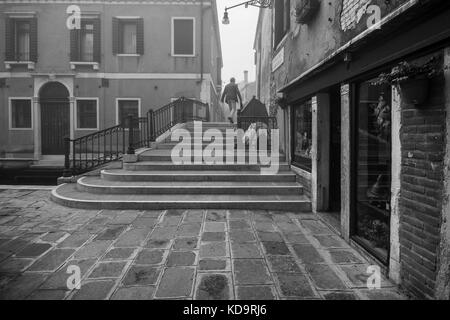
[155,142,237,150]
[77,176,304,195]
[101,169,297,182]
[138,150,285,162]
[52,183,311,211]
[124,161,291,171]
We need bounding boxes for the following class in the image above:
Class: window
[70,18,100,63]
[5,16,37,62]
[117,99,140,128]
[113,18,144,55]
[274,0,291,48]
[76,99,98,130]
[172,18,195,56]
[292,99,312,171]
[9,98,32,129]
[352,78,392,263]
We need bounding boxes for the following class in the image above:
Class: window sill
[116,54,141,57]
[70,62,99,70]
[4,61,35,70]
[172,54,196,58]
[273,32,289,53]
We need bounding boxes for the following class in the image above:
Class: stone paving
[0,188,406,300]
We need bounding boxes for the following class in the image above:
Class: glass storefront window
[353,78,392,263]
[292,99,312,171]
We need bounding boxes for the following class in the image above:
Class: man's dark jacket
[221,83,243,104]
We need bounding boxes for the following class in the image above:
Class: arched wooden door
[39,82,70,155]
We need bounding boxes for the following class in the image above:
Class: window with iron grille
[117,99,140,128]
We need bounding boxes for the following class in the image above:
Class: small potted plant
[373,56,443,105]
[295,0,321,25]
[274,95,289,110]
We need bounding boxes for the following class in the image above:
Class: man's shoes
[228,117,234,124]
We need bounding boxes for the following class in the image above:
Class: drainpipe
[199,0,204,83]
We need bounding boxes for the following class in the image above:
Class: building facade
[255,0,450,299]
[0,0,222,161]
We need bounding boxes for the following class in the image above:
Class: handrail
[63,97,211,176]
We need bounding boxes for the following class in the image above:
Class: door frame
[33,76,74,160]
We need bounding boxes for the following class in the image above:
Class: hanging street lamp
[222,0,272,25]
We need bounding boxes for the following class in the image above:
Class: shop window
[292,99,312,171]
[353,78,392,263]
[9,99,32,129]
[172,18,195,56]
[274,0,291,48]
[117,99,140,128]
[76,99,98,130]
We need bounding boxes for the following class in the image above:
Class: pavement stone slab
[183,211,204,223]
[40,259,97,289]
[71,280,116,300]
[305,264,347,290]
[173,237,199,250]
[132,217,158,229]
[328,250,366,264]
[177,223,202,237]
[145,239,172,249]
[284,233,310,244]
[198,259,229,271]
[257,232,284,242]
[73,241,112,260]
[159,216,182,227]
[15,243,52,257]
[233,259,271,285]
[135,249,166,265]
[28,248,75,272]
[229,230,256,243]
[166,251,196,267]
[57,233,91,248]
[299,220,333,235]
[237,286,277,300]
[111,286,155,300]
[202,232,226,242]
[229,220,251,230]
[122,266,161,286]
[26,289,68,300]
[103,247,137,261]
[314,235,348,248]
[88,261,129,279]
[200,242,227,258]
[150,227,177,241]
[292,244,325,264]
[155,267,195,298]
[195,273,231,300]
[274,273,316,298]
[94,226,127,241]
[206,211,227,222]
[322,291,358,300]
[254,222,276,232]
[0,258,34,272]
[267,256,302,273]
[261,241,290,256]
[231,242,262,259]
[40,232,68,243]
[115,229,151,247]
[204,222,226,232]
[0,273,48,300]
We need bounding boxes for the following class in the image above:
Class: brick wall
[399,55,447,299]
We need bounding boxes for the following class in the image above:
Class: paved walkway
[0,188,406,300]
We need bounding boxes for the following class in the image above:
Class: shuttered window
[172,18,195,56]
[113,18,143,55]
[10,99,32,129]
[70,17,101,62]
[274,0,290,48]
[5,16,37,62]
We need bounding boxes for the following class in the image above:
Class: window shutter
[70,28,79,61]
[30,17,38,62]
[93,17,101,63]
[136,18,144,55]
[5,17,15,61]
[112,17,120,54]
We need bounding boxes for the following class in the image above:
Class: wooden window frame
[75,98,100,131]
[8,97,33,131]
[171,17,196,57]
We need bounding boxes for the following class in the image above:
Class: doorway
[39,82,70,155]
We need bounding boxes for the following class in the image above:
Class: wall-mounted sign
[272,47,284,72]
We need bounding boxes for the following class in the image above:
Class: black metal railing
[236,110,278,149]
[63,97,211,176]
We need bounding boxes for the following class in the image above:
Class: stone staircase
[51,122,311,211]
